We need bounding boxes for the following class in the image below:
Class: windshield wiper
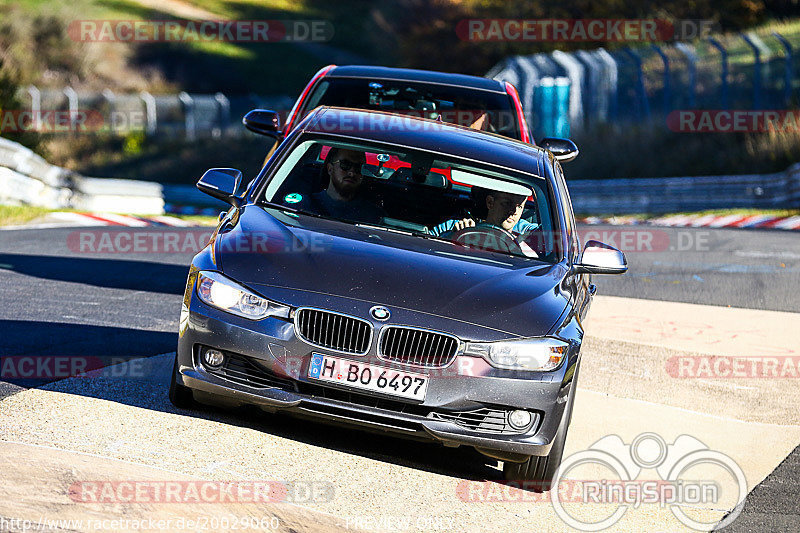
[355,223,456,243]
[409,231,456,245]
[258,201,325,219]
[261,201,372,229]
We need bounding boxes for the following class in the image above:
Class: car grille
[428,408,540,435]
[379,327,458,367]
[295,309,371,354]
[205,353,297,391]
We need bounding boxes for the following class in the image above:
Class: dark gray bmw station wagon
[170,107,626,487]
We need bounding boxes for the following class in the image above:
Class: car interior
[262,140,555,260]
[301,78,522,139]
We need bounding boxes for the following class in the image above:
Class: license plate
[307,354,428,401]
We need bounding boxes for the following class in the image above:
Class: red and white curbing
[578,214,800,231]
[4,210,799,231]
[0,212,202,230]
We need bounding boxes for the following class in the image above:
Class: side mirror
[539,137,579,162]
[197,168,243,207]
[574,240,627,275]
[243,109,282,138]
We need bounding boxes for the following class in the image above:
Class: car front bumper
[176,286,577,460]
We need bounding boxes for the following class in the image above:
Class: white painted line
[661,215,694,226]
[690,214,719,227]
[774,215,800,230]
[151,215,192,227]
[50,212,111,226]
[708,214,748,228]
[91,213,149,227]
[736,215,777,227]
[696,379,757,391]
[0,222,75,231]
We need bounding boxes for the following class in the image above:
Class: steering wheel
[448,223,523,255]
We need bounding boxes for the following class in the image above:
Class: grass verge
[0,204,52,226]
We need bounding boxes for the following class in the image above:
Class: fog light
[508,410,532,430]
[202,348,225,368]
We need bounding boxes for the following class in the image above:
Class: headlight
[196,271,290,320]
[464,337,568,371]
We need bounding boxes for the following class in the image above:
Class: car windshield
[300,77,521,140]
[257,137,561,262]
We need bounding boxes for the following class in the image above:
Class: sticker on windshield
[284,193,303,204]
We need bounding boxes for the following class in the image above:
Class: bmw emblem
[370,306,391,321]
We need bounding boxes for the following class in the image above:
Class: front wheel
[503,366,579,491]
[168,354,195,409]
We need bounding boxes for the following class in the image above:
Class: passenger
[307,148,386,224]
[431,189,538,237]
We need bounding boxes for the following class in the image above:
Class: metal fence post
[707,38,729,110]
[214,92,230,135]
[63,86,78,132]
[595,48,618,121]
[551,50,585,132]
[650,45,671,115]
[740,33,763,109]
[575,50,602,126]
[179,92,196,141]
[622,47,651,121]
[26,85,41,131]
[102,89,116,132]
[140,91,157,136]
[772,32,794,107]
[675,43,698,109]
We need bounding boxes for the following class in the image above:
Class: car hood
[215,206,570,336]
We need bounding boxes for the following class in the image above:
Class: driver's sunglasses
[334,159,361,173]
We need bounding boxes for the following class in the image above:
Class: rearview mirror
[243,109,282,138]
[539,137,579,162]
[574,240,627,275]
[197,168,243,207]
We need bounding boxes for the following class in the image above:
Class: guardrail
[0,136,167,213]
[568,164,800,214]
[1,135,798,216]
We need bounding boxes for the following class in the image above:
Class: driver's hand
[453,218,476,231]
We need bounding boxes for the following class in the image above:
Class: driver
[431,189,538,237]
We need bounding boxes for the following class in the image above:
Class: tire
[503,364,579,491]
[168,354,195,409]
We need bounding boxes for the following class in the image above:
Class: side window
[554,161,579,259]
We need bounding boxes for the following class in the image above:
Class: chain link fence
[487,30,799,139]
[15,87,294,139]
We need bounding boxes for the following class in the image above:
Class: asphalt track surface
[1,223,798,531]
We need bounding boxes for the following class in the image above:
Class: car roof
[300,107,546,178]
[326,65,507,94]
